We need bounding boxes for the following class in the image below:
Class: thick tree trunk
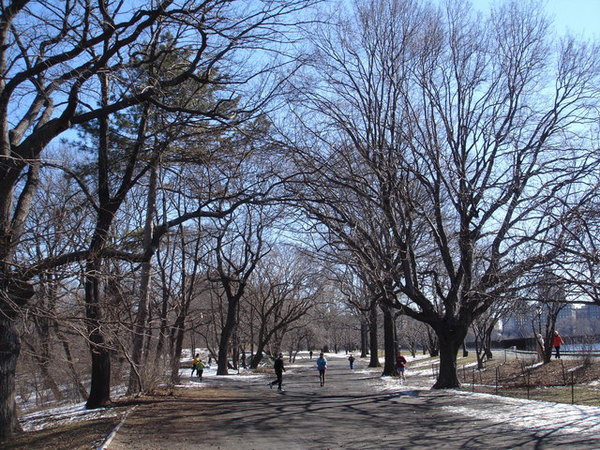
[217,299,239,375]
[432,325,465,389]
[360,318,368,358]
[86,71,116,410]
[0,310,22,438]
[0,279,34,438]
[86,344,111,408]
[368,301,380,367]
[381,304,397,376]
[84,267,111,409]
[250,344,265,369]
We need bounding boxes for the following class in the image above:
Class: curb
[97,405,137,450]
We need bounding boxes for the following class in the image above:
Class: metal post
[495,366,499,395]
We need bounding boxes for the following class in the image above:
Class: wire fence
[429,349,600,406]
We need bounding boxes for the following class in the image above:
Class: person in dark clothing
[348,355,355,369]
[268,353,286,391]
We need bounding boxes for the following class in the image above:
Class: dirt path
[106,355,600,449]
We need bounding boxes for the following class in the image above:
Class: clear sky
[471,0,600,38]
[543,0,600,37]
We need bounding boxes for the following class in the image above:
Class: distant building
[501,303,600,339]
[575,304,600,334]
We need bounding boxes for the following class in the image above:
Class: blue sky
[472,0,600,38]
[543,0,600,37]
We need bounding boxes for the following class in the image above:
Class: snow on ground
[364,357,600,437]
[367,375,600,437]
[177,364,266,388]
[444,391,600,436]
[20,403,120,432]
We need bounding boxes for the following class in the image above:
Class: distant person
[196,358,206,381]
[316,352,328,386]
[268,353,286,391]
[309,350,313,359]
[552,330,565,359]
[535,333,545,361]
[348,355,355,369]
[191,353,200,377]
[395,351,407,381]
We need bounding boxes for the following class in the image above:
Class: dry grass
[455,355,600,406]
[1,417,119,449]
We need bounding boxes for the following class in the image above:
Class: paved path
[107,355,600,449]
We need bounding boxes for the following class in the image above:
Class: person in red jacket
[552,330,565,359]
[395,351,407,381]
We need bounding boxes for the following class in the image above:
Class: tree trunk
[84,266,111,409]
[0,302,23,438]
[154,270,171,365]
[169,312,186,385]
[368,300,380,367]
[127,160,157,395]
[85,70,115,410]
[432,325,465,389]
[0,276,35,438]
[217,298,239,375]
[381,304,397,376]
[360,318,368,358]
[250,344,265,369]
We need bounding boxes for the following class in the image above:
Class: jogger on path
[316,352,327,386]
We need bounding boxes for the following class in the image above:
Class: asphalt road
[106,355,600,449]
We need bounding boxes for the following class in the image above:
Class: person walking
[395,351,407,381]
[552,330,565,359]
[316,352,327,386]
[268,353,286,391]
[196,358,206,380]
[348,354,355,369]
[191,353,200,377]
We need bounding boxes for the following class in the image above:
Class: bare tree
[247,247,318,368]
[471,298,511,369]
[285,0,600,388]
[0,0,324,435]
[205,205,270,375]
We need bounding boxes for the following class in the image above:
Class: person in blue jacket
[316,352,327,386]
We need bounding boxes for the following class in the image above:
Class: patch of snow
[441,391,600,435]
[525,362,544,370]
[20,403,120,432]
